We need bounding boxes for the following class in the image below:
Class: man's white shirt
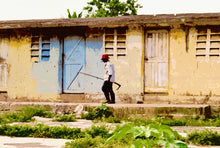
[104,61,115,82]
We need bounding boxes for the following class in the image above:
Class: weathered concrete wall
[84,28,104,94]
[0,36,9,92]
[7,34,37,100]
[169,26,220,104]
[83,26,144,103]
[110,25,144,102]
[30,36,62,100]
[6,32,61,101]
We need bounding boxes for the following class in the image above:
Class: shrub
[53,114,77,122]
[0,105,55,124]
[82,104,113,120]
[106,123,187,148]
[104,116,121,123]
[127,117,220,127]
[65,135,106,148]
[0,124,83,139]
[186,129,220,145]
[85,125,111,139]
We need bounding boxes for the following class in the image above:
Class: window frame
[30,35,51,63]
[103,27,127,58]
[196,28,220,61]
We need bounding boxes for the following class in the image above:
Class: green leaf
[72,12,77,18]
[78,12,83,18]
[131,126,145,138]
[145,125,160,138]
[173,140,188,148]
[106,125,132,143]
[67,9,71,18]
[131,139,145,148]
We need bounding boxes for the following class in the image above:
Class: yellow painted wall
[7,35,60,101]
[7,35,37,99]
[170,26,220,97]
[110,25,144,100]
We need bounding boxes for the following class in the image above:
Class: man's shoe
[108,101,115,104]
[103,101,110,104]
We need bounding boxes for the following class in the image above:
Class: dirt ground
[1,117,220,148]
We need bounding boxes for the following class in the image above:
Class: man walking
[101,54,115,104]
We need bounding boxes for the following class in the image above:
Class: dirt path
[0,136,70,148]
[2,117,220,148]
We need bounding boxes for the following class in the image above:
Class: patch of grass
[82,104,113,121]
[65,135,106,148]
[103,116,121,123]
[85,125,111,139]
[0,123,110,140]
[52,114,77,122]
[65,122,187,148]
[124,116,220,127]
[82,104,121,124]
[106,123,187,148]
[185,129,220,146]
[0,105,55,124]
[0,123,83,139]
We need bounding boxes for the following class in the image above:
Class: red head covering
[101,54,109,60]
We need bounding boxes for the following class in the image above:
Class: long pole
[78,72,121,90]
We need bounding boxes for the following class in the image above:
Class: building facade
[0,13,220,104]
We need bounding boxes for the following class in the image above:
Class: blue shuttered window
[31,35,51,63]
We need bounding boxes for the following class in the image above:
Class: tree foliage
[67,0,142,18]
[83,0,142,17]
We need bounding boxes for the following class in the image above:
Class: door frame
[144,29,169,94]
[62,34,86,94]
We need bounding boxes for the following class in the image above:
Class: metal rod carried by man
[78,72,121,90]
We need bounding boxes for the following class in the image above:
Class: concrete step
[0,101,212,119]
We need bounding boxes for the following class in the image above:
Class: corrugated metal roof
[0,13,220,29]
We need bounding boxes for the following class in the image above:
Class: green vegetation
[65,123,187,148]
[185,129,220,146]
[106,123,187,148]
[0,123,82,139]
[0,105,55,124]
[53,114,77,122]
[1,105,220,147]
[83,0,142,17]
[126,116,220,127]
[67,0,142,18]
[67,9,82,18]
[82,104,120,123]
[82,104,113,120]
[0,105,79,124]
[0,124,110,140]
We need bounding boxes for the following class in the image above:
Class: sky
[0,0,220,20]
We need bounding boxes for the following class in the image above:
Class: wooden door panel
[145,31,168,92]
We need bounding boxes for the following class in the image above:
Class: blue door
[63,36,85,93]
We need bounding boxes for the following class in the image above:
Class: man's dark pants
[102,81,115,103]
